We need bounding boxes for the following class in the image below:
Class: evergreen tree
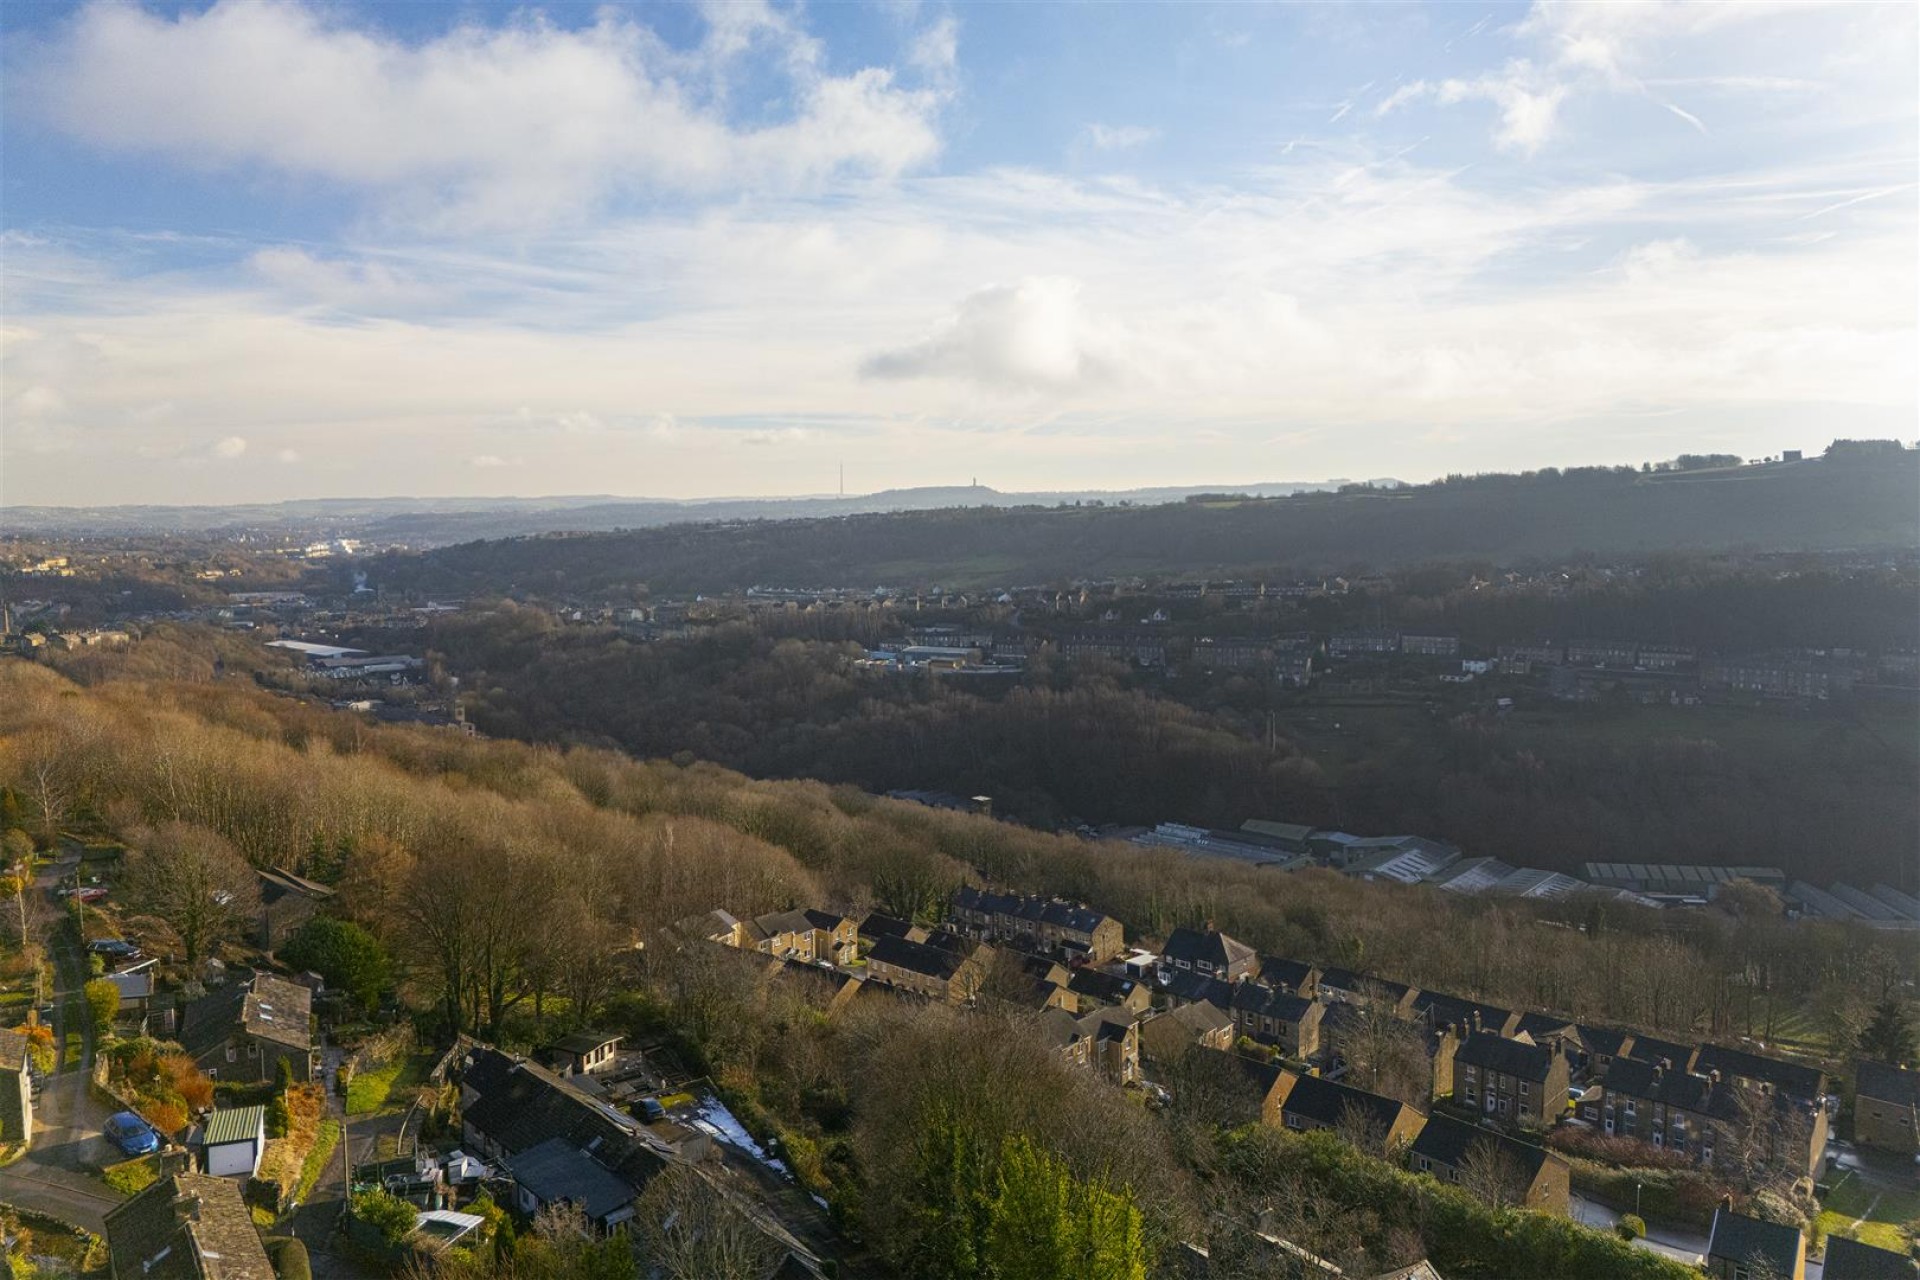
[1859,997,1917,1066]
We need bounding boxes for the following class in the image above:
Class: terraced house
[949,886,1125,962]
[1229,984,1325,1060]
[1451,1033,1569,1129]
[1600,1058,1827,1179]
[1408,1113,1571,1216]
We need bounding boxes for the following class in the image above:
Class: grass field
[1819,1167,1920,1254]
[345,1051,433,1116]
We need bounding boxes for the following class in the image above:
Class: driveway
[0,850,120,1232]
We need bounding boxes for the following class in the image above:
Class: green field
[1819,1167,1920,1254]
[345,1052,433,1116]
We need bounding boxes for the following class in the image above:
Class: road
[0,847,118,1232]
[1571,1191,1709,1268]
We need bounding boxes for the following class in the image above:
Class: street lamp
[1635,1181,1643,1219]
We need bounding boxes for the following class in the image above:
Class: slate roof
[1319,968,1415,1003]
[1455,1033,1557,1083]
[0,1029,28,1074]
[1856,1060,1920,1107]
[1620,1034,1694,1070]
[1257,957,1319,993]
[1160,970,1237,1010]
[1694,1043,1826,1101]
[256,866,334,906]
[463,1048,638,1157]
[1066,969,1140,1005]
[1413,992,1514,1035]
[1279,1072,1413,1134]
[802,909,851,933]
[750,908,815,941]
[505,1136,637,1222]
[1514,1013,1581,1045]
[104,1172,275,1280]
[1707,1206,1803,1276]
[951,886,1114,936]
[179,974,312,1056]
[1162,927,1256,972]
[857,912,917,940]
[1410,1113,1550,1180]
[554,1031,621,1056]
[1230,984,1317,1024]
[1824,1234,1919,1280]
[866,934,969,980]
[204,1106,265,1147]
[1578,1026,1633,1058]
[1162,1001,1233,1037]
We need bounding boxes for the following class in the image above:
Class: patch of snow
[690,1097,791,1177]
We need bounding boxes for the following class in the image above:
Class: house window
[1464,1089,1477,1106]
[1498,1098,1509,1116]
[1418,1158,1430,1172]
[1286,1114,1304,1130]
[227,1046,238,1063]
[1702,1143,1714,1165]
[1519,1082,1528,1097]
[248,1044,260,1057]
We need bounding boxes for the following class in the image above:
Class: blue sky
[3,0,1915,505]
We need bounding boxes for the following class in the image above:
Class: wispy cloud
[1082,123,1161,152]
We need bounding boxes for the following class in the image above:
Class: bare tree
[119,823,261,965]
[1333,1100,1389,1157]
[633,1164,782,1280]
[1457,1138,1530,1209]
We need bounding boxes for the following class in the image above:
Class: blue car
[105,1111,161,1157]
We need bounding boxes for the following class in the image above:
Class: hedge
[1221,1128,1698,1280]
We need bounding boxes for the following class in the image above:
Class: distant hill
[0,479,1355,544]
[375,452,1920,595]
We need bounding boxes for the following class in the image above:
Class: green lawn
[102,1154,160,1197]
[1819,1168,1920,1254]
[293,1118,341,1207]
[345,1052,432,1116]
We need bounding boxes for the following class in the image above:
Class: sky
[2,0,1915,506]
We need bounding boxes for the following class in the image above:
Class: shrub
[267,1093,291,1139]
[83,979,120,1032]
[350,1187,417,1247]
[1618,1214,1646,1241]
[144,1100,188,1136]
[266,1236,311,1280]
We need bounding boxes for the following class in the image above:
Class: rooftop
[1707,1206,1803,1276]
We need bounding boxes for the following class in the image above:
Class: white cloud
[277,448,302,463]
[1082,124,1161,151]
[1379,61,1567,154]
[3,146,1912,502]
[211,435,247,458]
[24,0,951,229]
[861,277,1126,393]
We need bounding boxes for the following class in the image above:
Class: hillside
[375,453,1920,595]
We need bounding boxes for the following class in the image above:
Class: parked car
[75,887,108,904]
[88,939,140,959]
[636,1097,666,1123]
[105,1111,161,1157]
